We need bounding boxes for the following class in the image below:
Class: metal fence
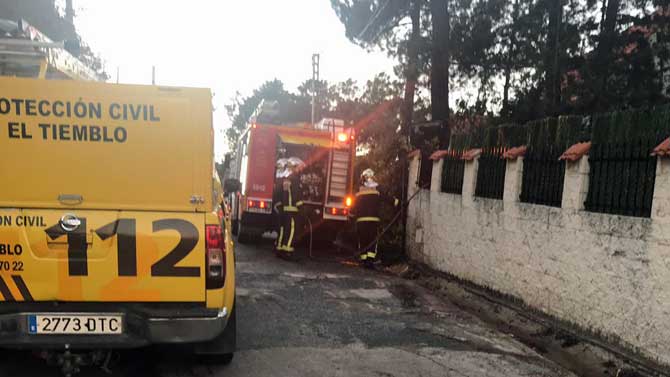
[584,139,657,218]
[441,151,465,194]
[419,151,433,190]
[475,148,506,199]
[520,145,565,207]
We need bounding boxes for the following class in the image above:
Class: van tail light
[205,224,225,289]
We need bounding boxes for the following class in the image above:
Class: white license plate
[28,314,123,335]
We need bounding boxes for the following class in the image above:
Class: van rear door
[0,77,213,213]
[0,78,213,303]
[0,209,205,302]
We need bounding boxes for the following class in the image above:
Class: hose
[295,183,428,262]
[303,213,313,259]
[336,183,430,256]
[363,183,429,254]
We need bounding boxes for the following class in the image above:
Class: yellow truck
[0,77,236,373]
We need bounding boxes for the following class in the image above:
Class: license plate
[28,314,123,335]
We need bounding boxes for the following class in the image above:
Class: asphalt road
[0,242,576,377]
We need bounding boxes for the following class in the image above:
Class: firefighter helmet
[287,157,306,173]
[360,168,378,188]
[276,158,289,178]
[360,169,375,180]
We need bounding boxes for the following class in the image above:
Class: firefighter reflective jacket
[273,179,283,213]
[353,187,381,222]
[281,175,303,213]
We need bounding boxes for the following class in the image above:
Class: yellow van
[0,77,235,371]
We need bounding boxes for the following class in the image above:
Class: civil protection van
[0,77,235,372]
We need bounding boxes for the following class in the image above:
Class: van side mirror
[224,179,241,194]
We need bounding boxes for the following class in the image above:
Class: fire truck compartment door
[278,134,332,148]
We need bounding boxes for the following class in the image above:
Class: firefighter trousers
[356,220,379,262]
[278,212,298,253]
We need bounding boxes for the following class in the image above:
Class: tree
[544,0,564,115]
[430,0,451,147]
[331,0,428,140]
[0,0,107,78]
[224,80,308,151]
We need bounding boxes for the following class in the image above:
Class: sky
[70,0,396,160]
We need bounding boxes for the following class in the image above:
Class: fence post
[462,156,479,207]
[503,157,523,204]
[431,158,444,193]
[562,156,590,210]
[652,157,670,221]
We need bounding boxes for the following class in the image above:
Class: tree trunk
[594,0,620,109]
[544,0,563,116]
[502,65,511,116]
[502,0,520,119]
[65,0,74,24]
[600,0,620,53]
[401,0,421,144]
[399,0,421,258]
[430,0,450,148]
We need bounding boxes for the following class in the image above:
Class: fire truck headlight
[337,133,348,143]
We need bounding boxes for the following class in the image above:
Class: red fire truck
[230,112,355,244]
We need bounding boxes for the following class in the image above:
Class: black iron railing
[441,151,465,194]
[520,145,565,207]
[585,139,657,218]
[419,151,433,190]
[475,148,506,199]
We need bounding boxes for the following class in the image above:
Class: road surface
[0,242,576,377]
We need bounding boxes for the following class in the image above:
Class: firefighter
[350,169,396,268]
[273,158,288,254]
[276,157,305,257]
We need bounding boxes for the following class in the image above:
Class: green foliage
[525,116,587,149]
[591,105,670,143]
[0,0,108,79]
[224,80,306,150]
[447,106,670,154]
[333,0,670,128]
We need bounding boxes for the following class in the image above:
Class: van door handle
[58,194,83,205]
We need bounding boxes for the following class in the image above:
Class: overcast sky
[71,0,395,159]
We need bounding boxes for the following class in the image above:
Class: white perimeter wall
[406,154,670,365]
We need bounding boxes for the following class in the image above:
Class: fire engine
[230,102,355,243]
